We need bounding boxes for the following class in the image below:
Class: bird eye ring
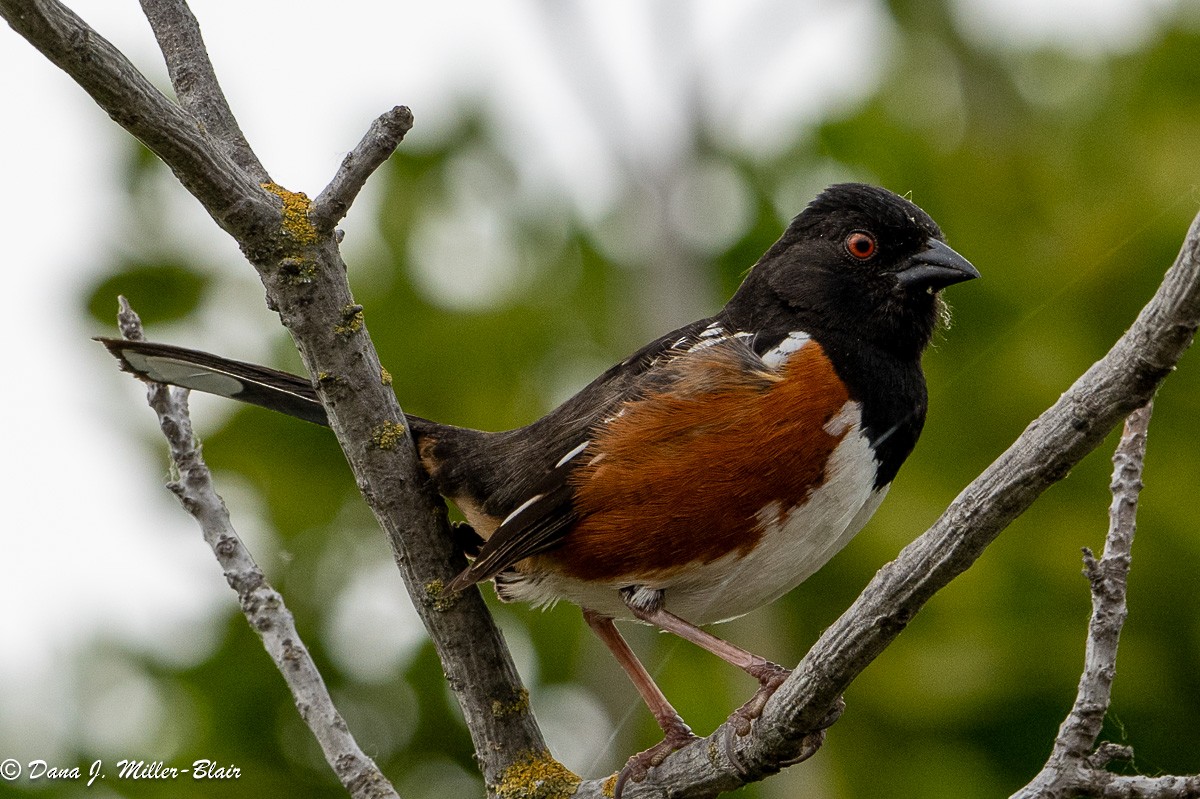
[845,231,877,260]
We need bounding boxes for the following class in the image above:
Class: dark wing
[96,338,330,426]
[446,317,772,590]
[443,464,579,591]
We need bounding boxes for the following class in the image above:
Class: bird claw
[723,676,845,778]
[772,697,846,768]
[779,727,828,767]
[613,719,698,798]
[729,661,791,737]
[720,662,791,775]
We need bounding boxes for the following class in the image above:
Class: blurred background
[2,0,1199,796]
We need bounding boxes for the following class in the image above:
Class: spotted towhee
[99,183,978,791]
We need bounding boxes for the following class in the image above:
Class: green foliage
[85,262,209,327]
[46,5,1200,799]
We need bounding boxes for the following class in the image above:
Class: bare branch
[311,105,415,232]
[1062,403,1150,756]
[1007,403,1200,799]
[138,0,271,181]
[1,3,548,792]
[1085,773,1200,798]
[0,0,275,241]
[1012,400,1152,796]
[115,297,401,799]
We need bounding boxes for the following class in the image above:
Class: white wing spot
[760,331,812,369]
[555,440,590,469]
[686,335,725,353]
[683,324,727,353]
[500,493,543,526]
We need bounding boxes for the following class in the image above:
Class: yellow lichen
[261,182,317,247]
[333,304,365,337]
[380,366,393,386]
[370,420,406,450]
[491,688,530,719]
[423,579,459,612]
[493,750,580,799]
[600,774,618,797]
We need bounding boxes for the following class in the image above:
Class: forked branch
[1010,404,1200,799]
[139,0,270,181]
[0,1,546,794]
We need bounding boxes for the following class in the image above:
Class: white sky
[0,0,1175,766]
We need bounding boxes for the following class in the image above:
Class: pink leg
[583,609,697,796]
[626,603,790,736]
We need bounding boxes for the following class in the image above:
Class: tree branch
[138,0,271,182]
[1059,403,1150,761]
[1009,403,1199,799]
[1083,773,1200,798]
[1011,401,1148,799]
[311,105,414,233]
[1,2,549,794]
[114,297,401,799]
[0,0,275,241]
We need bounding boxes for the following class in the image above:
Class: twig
[138,0,270,181]
[116,298,401,799]
[1007,403,1200,799]
[1063,403,1150,758]
[1083,773,1200,797]
[311,105,415,232]
[0,0,274,241]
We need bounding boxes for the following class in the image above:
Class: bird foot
[728,661,791,736]
[778,695,845,766]
[720,686,844,772]
[613,716,698,798]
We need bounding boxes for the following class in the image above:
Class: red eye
[845,231,877,260]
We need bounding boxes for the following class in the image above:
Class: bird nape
[97,182,978,795]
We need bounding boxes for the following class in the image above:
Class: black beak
[896,239,980,291]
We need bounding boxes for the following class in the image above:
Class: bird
[98,182,978,793]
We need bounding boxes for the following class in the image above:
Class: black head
[725,183,978,360]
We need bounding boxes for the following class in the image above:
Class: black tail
[96,338,382,429]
